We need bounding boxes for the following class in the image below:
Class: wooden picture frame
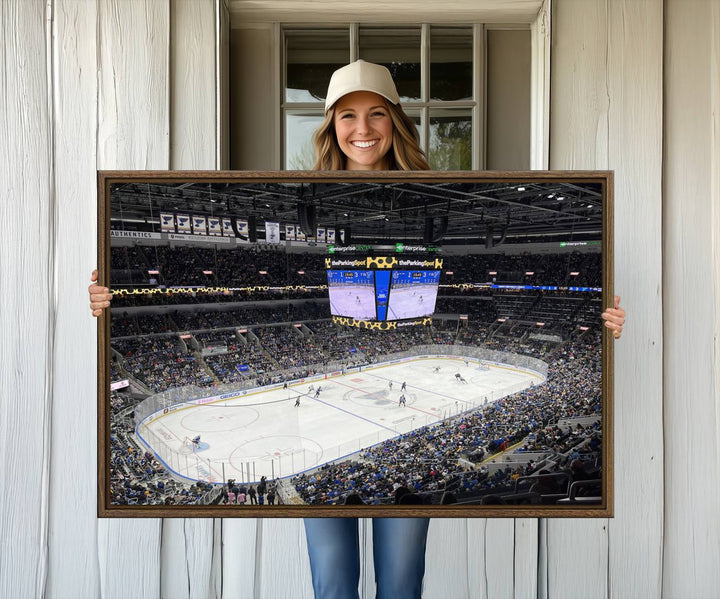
[98,170,613,518]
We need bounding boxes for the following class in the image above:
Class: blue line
[363,364,475,404]
[309,394,398,434]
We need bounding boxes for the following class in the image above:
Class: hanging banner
[176,214,191,233]
[339,229,345,243]
[192,215,207,235]
[265,221,280,244]
[317,227,326,243]
[236,219,250,242]
[222,218,234,236]
[296,225,306,241]
[285,224,296,241]
[208,217,222,236]
[160,213,175,233]
[327,228,336,244]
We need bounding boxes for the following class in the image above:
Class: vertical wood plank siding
[162,2,221,598]
[663,1,720,596]
[0,2,53,598]
[96,1,169,595]
[548,3,611,594]
[605,2,664,597]
[47,0,101,596]
[550,1,664,597]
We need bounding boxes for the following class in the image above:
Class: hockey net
[179,436,198,454]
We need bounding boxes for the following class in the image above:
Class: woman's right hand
[89,269,113,317]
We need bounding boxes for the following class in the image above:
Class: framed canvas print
[97,170,613,518]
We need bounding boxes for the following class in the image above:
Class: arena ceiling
[109,178,605,246]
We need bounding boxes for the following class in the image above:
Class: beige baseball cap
[324,60,400,112]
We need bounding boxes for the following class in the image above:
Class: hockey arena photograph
[97,171,613,518]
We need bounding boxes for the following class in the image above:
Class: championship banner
[296,225,306,241]
[176,214,191,233]
[160,213,175,233]
[236,219,250,242]
[339,229,345,243]
[222,218,234,236]
[327,228,336,244]
[192,215,207,235]
[317,227,326,243]
[285,224,296,241]
[265,221,280,244]
[208,217,222,236]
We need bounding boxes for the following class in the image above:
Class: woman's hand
[89,269,113,317]
[601,295,625,339]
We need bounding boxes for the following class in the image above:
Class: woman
[89,60,626,599]
[302,60,432,599]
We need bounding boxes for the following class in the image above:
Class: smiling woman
[311,60,430,171]
[333,91,394,170]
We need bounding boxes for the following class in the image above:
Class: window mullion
[473,23,485,170]
[421,23,430,154]
[350,23,359,61]
[275,23,283,170]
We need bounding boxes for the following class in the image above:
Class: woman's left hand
[602,295,625,339]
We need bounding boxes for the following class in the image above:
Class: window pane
[359,27,421,102]
[429,109,472,170]
[286,30,350,103]
[402,109,423,148]
[285,112,324,170]
[430,27,473,101]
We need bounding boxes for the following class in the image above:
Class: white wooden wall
[1,0,718,597]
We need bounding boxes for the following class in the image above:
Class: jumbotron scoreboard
[325,251,443,329]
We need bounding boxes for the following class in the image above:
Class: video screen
[387,270,441,320]
[327,270,376,320]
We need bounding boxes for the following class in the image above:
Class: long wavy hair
[312,99,430,171]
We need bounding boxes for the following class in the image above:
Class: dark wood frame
[98,170,614,518]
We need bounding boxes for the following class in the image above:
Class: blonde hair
[312,100,430,171]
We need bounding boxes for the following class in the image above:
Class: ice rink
[138,356,545,484]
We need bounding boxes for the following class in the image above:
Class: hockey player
[401,381,407,391]
[433,366,441,374]
[308,384,315,393]
[388,381,393,391]
[398,394,406,407]
[314,386,321,398]
[294,396,300,407]
[192,435,201,447]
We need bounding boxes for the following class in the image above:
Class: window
[283,25,480,171]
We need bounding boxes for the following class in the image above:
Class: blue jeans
[304,517,430,599]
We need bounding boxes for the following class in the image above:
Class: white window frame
[241,1,551,170]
